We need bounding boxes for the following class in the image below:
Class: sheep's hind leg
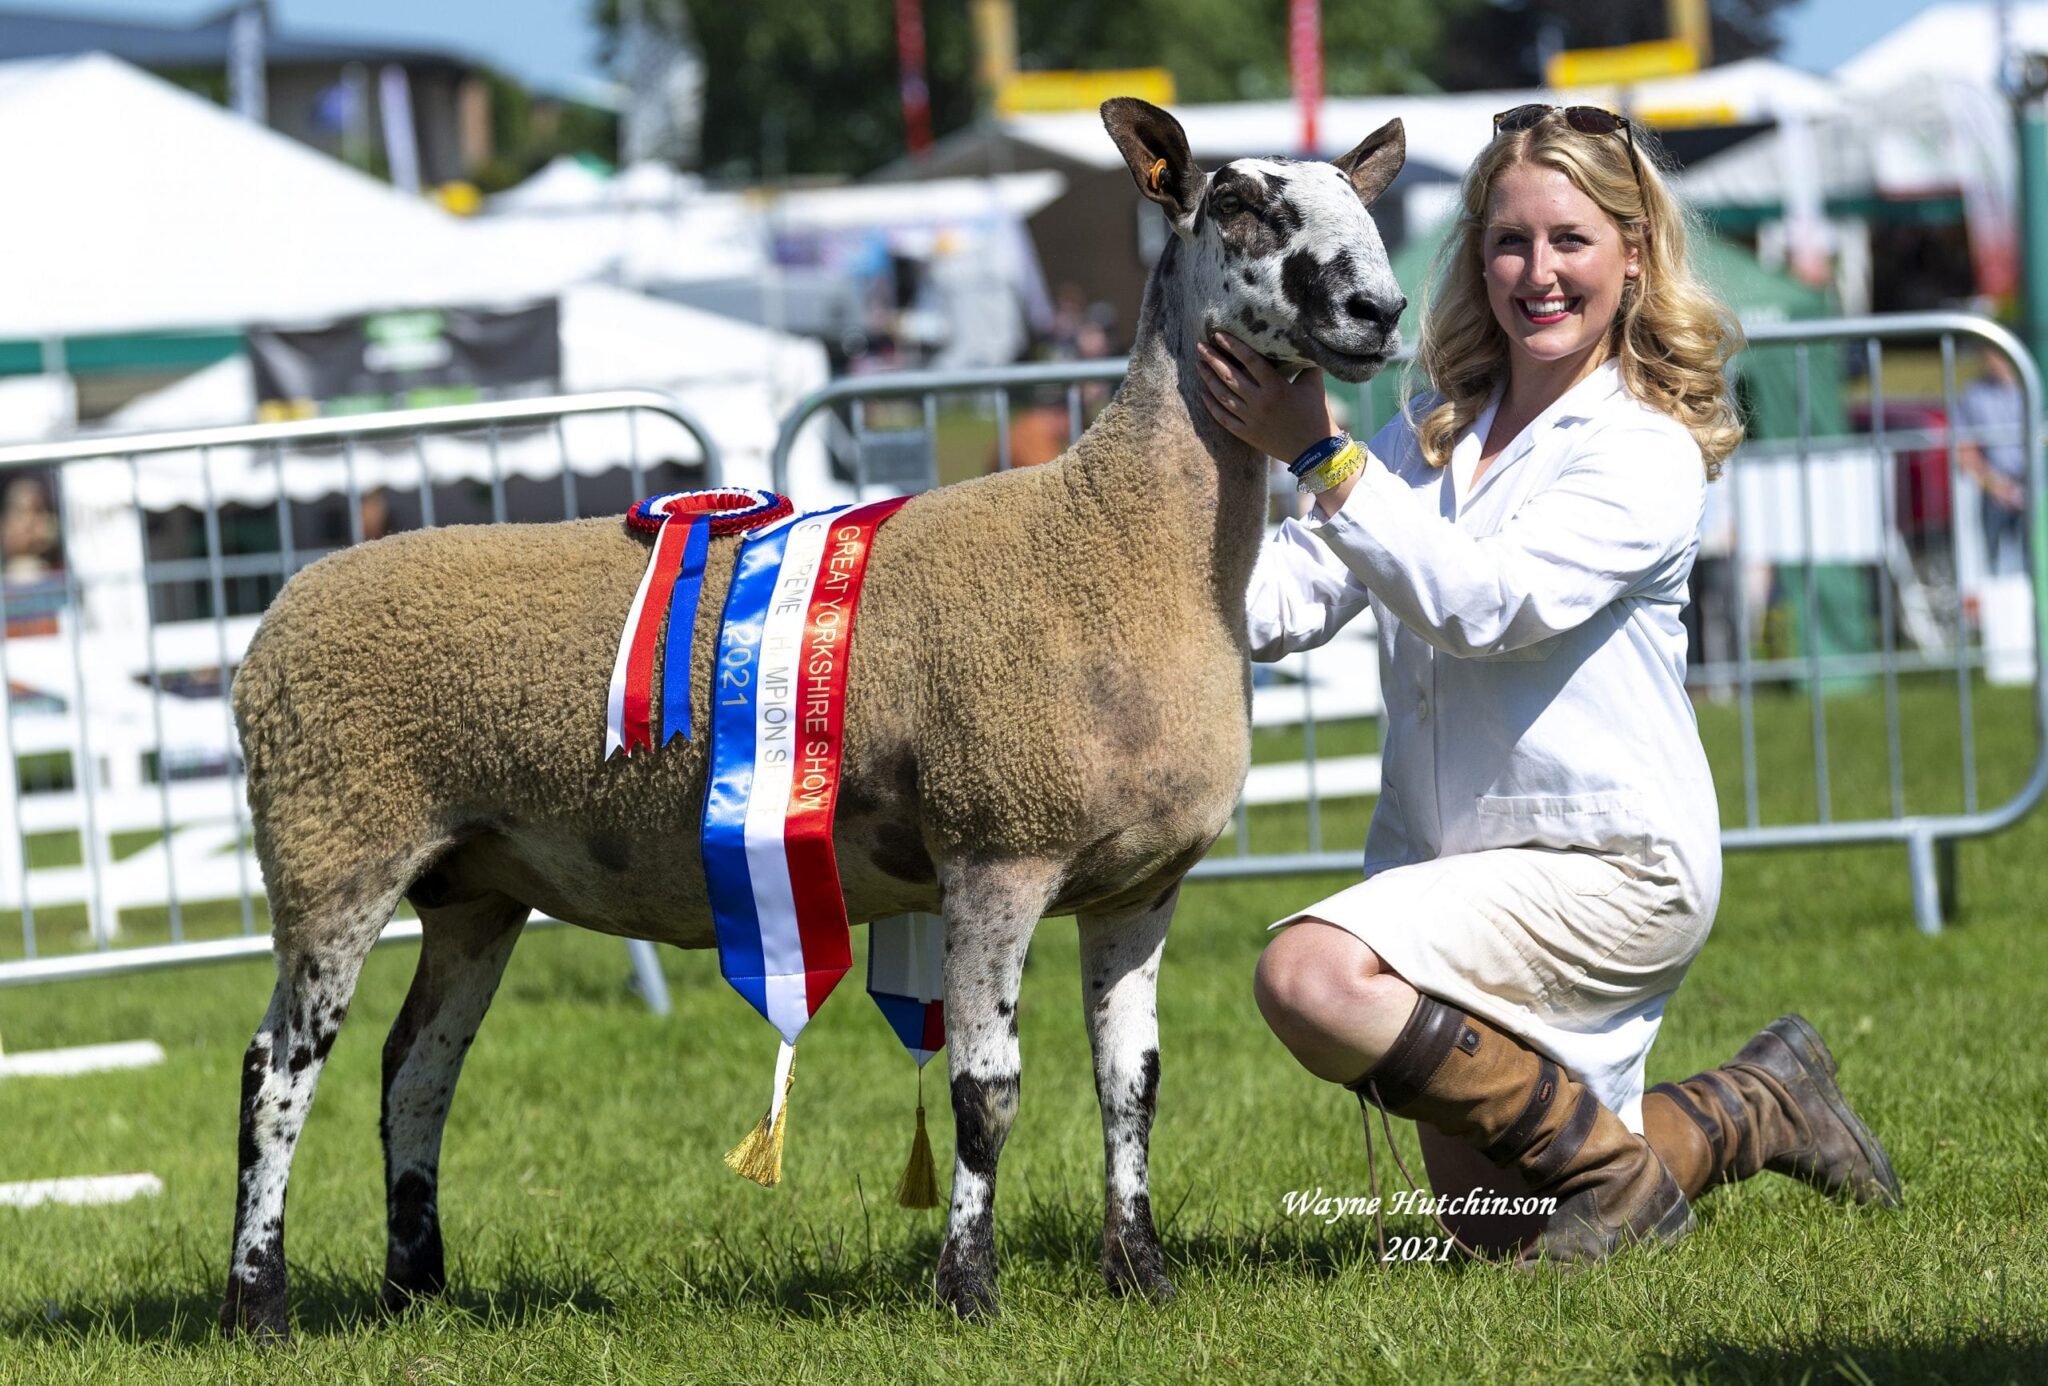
[220,883,401,1342]
[1078,884,1176,1303]
[379,888,529,1312]
[933,857,1059,1320]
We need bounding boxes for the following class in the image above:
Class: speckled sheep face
[1101,98,1408,384]
[1184,155,1406,382]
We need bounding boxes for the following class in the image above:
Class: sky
[28,0,1979,98]
[38,0,616,98]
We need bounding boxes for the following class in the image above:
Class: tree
[593,0,1475,181]
[1434,0,1796,92]
[593,0,975,181]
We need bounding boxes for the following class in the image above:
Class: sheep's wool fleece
[229,394,1252,955]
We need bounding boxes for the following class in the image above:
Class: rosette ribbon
[604,487,792,759]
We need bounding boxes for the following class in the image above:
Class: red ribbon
[621,515,696,754]
[782,495,911,1014]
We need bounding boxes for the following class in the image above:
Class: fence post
[627,938,672,1017]
[1907,830,1945,935]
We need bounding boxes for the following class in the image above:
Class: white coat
[1245,359,1722,904]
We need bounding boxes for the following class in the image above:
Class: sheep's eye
[1212,192,1244,216]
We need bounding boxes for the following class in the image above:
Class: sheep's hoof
[1103,1239,1176,1304]
[218,1282,290,1345]
[1103,1200,1174,1304]
[378,1268,446,1317]
[936,1271,1001,1320]
[934,1244,1000,1319]
[935,1222,1001,1319]
[1104,1261,1176,1304]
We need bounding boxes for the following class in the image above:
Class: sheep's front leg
[934,858,1057,1319]
[1078,885,1176,1303]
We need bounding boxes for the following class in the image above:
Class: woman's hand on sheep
[1196,331,1340,462]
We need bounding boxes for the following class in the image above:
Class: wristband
[1296,439,1364,495]
[1287,432,1352,477]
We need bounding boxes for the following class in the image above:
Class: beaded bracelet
[1296,439,1363,495]
[1288,432,1352,477]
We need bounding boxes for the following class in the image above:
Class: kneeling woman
[1197,105,1900,1263]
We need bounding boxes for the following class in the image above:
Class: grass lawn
[0,685,2044,1382]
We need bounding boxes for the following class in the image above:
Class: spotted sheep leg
[378,892,529,1311]
[933,857,1059,1318]
[1078,885,1176,1302]
[219,889,397,1341]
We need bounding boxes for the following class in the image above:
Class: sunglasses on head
[1492,103,1643,191]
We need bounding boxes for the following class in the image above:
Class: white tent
[1835,2,2048,91]
[1683,5,2032,211]
[487,154,623,214]
[478,164,1065,360]
[1,51,844,542]
[1675,17,2021,311]
[477,163,763,288]
[0,53,591,339]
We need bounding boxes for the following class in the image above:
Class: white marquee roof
[0,53,588,339]
[1834,2,2048,91]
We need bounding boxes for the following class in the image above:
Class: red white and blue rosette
[605,488,794,759]
[625,487,791,538]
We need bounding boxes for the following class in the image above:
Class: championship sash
[605,488,940,1189]
[702,496,911,1038]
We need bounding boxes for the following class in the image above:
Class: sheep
[218,97,1407,1337]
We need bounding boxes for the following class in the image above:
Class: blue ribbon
[659,515,712,744]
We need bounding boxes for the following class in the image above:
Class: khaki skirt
[1268,844,1717,1132]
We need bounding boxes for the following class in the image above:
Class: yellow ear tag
[1146,157,1168,192]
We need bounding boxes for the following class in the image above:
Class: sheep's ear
[1102,97,1205,238]
[1336,119,1405,206]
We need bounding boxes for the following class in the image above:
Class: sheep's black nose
[1345,293,1406,328]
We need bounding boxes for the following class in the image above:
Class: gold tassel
[725,1040,797,1186]
[896,1066,941,1209]
[896,1101,940,1209]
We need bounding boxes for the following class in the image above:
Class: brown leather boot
[1644,1013,1902,1207]
[1348,995,1693,1267]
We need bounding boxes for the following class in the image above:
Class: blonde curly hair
[1410,110,1744,479]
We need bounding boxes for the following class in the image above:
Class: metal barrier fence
[0,390,723,1001]
[767,313,2048,934]
[0,311,2037,999]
